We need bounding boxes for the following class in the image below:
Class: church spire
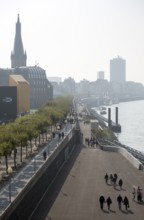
[11,14,27,68]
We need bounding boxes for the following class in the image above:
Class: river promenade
[0,104,144,220]
[30,113,144,220]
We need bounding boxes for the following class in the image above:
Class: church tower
[11,14,27,68]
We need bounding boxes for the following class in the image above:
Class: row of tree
[0,96,73,174]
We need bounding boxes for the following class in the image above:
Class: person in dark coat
[104,173,109,184]
[117,194,123,209]
[99,195,105,210]
[113,173,118,185]
[137,186,142,202]
[118,179,123,189]
[61,132,64,139]
[43,151,47,160]
[106,196,112,210]
[123,196,129,210]
[114,173,118,180]
[110,174,113,184]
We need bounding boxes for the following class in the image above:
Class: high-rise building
[110,56,126,82]
[11,14,27,68]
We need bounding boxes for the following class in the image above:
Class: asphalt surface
[30,121,144,220]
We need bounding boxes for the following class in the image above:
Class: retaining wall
[100,145,143,170]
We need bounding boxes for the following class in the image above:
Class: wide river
[93,99,144,153]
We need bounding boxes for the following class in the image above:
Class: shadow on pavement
[30,144,82,220]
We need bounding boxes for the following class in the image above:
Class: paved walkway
[30,120,144,220]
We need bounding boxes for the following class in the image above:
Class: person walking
[99,195,105,210]
[114,173,118,183]
[123,196,129,211]
[106,196,112,210]
[118,179,123,189]
[132,187,136,201]
[110,174,113,184]
[117,194,123,210]
[137,186,142,202]
[104,173,109,184]
[43,151,47,160]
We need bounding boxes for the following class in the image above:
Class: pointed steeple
[11,14,27,68]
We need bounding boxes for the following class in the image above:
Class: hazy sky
[0,0,144,83]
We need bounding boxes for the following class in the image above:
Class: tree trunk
[26,145,28,158]
[5,155,8,174]
[20,142,23,163]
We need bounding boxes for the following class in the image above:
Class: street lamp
[7,166,13,203]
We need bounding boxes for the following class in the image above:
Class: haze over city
[0,0,144,83]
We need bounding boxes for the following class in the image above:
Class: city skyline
[0,0,144,83]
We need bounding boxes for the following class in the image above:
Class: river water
[93,100,144,153]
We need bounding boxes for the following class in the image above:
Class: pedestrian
[61,132,64,139]
[52,132,55,138]
[132,187,136,201]
[123,196,129,211]
[90,137,93,147]
[106,196,112,210]
[99,195,105,210]
[110,174,113,184]
[114,173,118,183]
[104,173,109,184]
[93,138,96,148]
[43,151,47,160]
[117,194,123,209]
[58,132,61,139]
[113,176,117,188]
[137,186,142,202]
[87,138,90,147]
[118,179,123,189]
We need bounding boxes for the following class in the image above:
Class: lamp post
[7,166,13,203]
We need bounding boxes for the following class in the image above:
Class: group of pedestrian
[85,137,98,148]
[104,173,123,189]
[58,131,64,140]
[99,195,112,210]
[117,195,129,210]
[99,194,130,211]
[52,131,65,141]
[132,186,143,202]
